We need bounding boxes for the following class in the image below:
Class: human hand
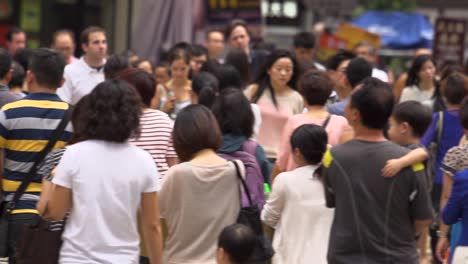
[436,236,449,262]
[162,96,175,113]
[382,159,403,177]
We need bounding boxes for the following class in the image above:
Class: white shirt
[251,103,262,140]
[372,68,389,82]
[399,84,435,108]
[53,140,160,264]
[261,165,333,264]
[57,57,105,105]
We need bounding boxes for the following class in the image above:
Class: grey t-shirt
[0,84,21,108]
[323,140,433,264]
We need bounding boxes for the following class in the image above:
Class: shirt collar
[79,56,106,73]
[0,83,9,92]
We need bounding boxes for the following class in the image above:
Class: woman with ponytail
[261,124,332,264]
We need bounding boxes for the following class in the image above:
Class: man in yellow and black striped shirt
[0,48,72,261]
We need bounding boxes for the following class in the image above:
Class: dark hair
[350,77,394,129]
[168,48,191,65]
[192,44,208,57]
[192,71,219,108]
[132,59,153,69]
[9,61,24,87]
[173,104,222,162]
[218,224,256,264]
[290,124,328,167]
[118,68,155,107]
[252,49,299,107]
[326,49,355,71]
[393,101,432,137]
[13,48,33,72]
[212,88,254,138]
[224,19,250,40]
[460,97,468,129]
[29,48,66,88]
[104,54,130,79]
[6,27,24,42]
[200,59,221,75]
[169,42,193,57]
[405,55,436,87]
[443,72,468,105]
[52,29,75,45]
[80,26,106,45]
[213,64,243,91]
[298,70,333,106]
[225,48,251,86]
[73,80,141,142]
[346,57,373,88]
[0,48,12,79]
[293,32,316,49]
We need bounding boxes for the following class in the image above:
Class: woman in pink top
[244,50,303,160]
[274,70,353,176]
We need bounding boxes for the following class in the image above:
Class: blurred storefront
[0,0,133,55]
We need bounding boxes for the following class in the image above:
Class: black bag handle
[231,160,253,207]
[322,115,331,129]
[8,107,71,211]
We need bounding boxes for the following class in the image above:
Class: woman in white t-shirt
[262,124,333,264]
[160,105,240,264]
[43,80,163,264]
[399,55,437,109]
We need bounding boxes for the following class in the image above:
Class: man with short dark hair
[327,57,372,116]
[0,48,21,107]
[191,44,208,75]
[0,48,73,262]
[5,27,26,56]
[292,31,325,71]
[57,26,107,105]
[205,29,224,61]
[323,78,433,263]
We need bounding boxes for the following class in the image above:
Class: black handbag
[231,161,274,262]
[0,108,71,258]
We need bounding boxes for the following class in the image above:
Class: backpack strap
[322,115,332,129]
[231,160,253,207]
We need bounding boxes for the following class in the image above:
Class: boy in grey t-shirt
[323,78,433,264]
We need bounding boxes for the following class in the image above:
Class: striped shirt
[129,109,176,180]
[0,93,73,213]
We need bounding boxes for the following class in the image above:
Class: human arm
[261,175,286,228]
[42,184,72,220]
[441,173,465,225]
[272,118,294,184]
[150,84,164,109]
[420,113,438,148]
[382,148,428,177]
[140,192,163,264]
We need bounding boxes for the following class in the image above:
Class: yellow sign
[335,23,381,50]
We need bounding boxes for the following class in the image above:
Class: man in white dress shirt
[354,41,389,83]
[57,26,107,105]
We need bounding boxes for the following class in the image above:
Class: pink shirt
[276,113,351,171]
[244,86,304,158]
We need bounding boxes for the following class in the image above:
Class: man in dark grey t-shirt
[0,48,21,108]
[323,78,433,264]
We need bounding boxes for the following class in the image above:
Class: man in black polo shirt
[323,77,433,263]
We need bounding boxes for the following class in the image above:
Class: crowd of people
[0,19,467,264]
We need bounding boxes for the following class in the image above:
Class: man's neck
[29,85,56,94]
[353,126,387,142]
[401,136,420,146]
[83,54,104,68]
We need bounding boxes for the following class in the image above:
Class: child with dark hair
[383,100,434,263]
[216,224,256,264]
[262,124,332,264]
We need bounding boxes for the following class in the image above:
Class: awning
[352,11,434,49]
